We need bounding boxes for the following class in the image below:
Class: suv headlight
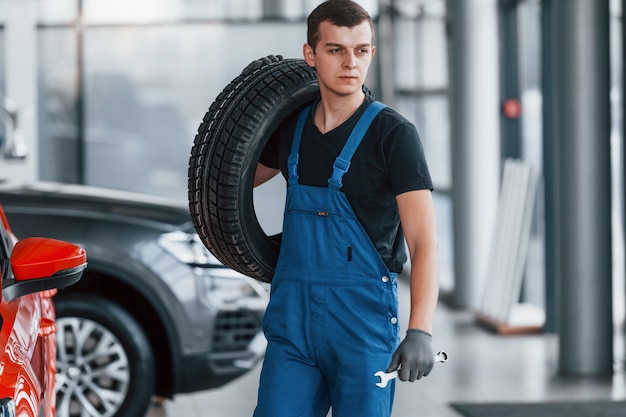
[0,398,16,417]
[157,230,222,267]
[158,231,268,310]
[196,267,268,310]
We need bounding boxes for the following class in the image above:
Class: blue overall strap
[328,101,387,190]
[287,105,312,186]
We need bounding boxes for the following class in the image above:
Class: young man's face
[304,20,375,99]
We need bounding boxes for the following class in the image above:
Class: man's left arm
[386,189,439,381]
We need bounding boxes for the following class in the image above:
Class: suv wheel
[54,294,155,417]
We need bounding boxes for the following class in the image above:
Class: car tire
[188,57,320,283]
[54,293,155,417]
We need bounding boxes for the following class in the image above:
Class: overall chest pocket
[279,208,352,271]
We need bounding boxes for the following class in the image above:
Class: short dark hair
[307,0,374,51]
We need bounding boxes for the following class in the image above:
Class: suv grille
[212,310,260,352]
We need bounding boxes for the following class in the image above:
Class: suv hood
[0,181,193,227]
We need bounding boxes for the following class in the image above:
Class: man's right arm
[254,163,280,187]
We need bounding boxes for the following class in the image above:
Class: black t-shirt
[260,96,433,272]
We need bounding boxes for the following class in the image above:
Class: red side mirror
[3,237,86,301]
[11,237,86,280]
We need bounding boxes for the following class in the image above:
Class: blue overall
[254,101,400,417]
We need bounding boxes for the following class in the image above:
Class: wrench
[374,350,448,388]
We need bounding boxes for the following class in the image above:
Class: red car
[0,206,85,417]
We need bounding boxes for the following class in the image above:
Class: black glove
[241,54,284,75]
[386,329,434,381]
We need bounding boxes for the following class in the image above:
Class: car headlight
[158,231,268,309]
[157,230,222,267]
[0,398,16,417]
[196,267,268,310]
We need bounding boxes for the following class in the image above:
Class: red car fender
[0,294,48,417]
[40,293,57,417]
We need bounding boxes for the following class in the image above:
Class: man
[253,1,439,416]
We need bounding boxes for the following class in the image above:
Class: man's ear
[303,43,316,68]
[371,45,376,60]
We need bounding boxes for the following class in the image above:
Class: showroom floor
[144,274,626,417]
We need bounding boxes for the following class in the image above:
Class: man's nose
[344,53,357,68]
